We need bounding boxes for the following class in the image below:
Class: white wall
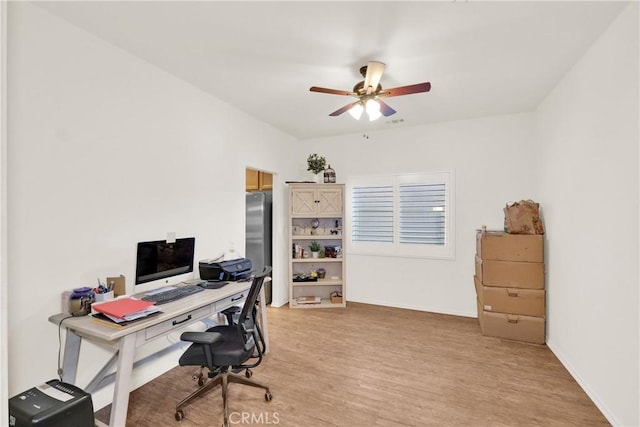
[535,4,639,426]
[7,3,296,409]
[0,0,7,421]
[300,113,536,317]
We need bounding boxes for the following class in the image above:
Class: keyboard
[141,285,204,305]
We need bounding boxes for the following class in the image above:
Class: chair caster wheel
[245,369,253,378]
[194,372,205,386]
[175,409,185,421]
[265,390,273,401]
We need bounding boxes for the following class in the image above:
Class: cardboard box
[474,276,545,317]
[475,256,544,289]
[476,230,543,262]
[477,299,545,344]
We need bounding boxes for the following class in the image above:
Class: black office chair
[174,267,272,427]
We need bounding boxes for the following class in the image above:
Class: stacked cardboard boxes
[474,230,545,344]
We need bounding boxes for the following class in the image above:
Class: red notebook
[93,297,156,319]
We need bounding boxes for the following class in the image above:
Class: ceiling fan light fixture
[365,99,382,121]
[368,110,382,121]
[349,102,364,120]
[309,62,431,120]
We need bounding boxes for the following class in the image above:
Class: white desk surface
[49,280,253,343]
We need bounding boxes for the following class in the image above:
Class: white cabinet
[290,186,343,217]
[288,184,346,308]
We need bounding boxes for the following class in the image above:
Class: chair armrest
[180,331,222,345]
[221,306,241,315]
[222,305,241,325]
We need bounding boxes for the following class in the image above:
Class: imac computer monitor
[135,237,195,293]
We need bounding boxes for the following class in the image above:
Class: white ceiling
[34,1,628,140]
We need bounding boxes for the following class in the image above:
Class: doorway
[245,168,273,304]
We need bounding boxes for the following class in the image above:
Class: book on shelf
[296,296,321,305]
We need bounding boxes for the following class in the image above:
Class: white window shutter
[352,185,394,242]
[398,183,446,245]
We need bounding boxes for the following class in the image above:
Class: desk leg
[61,330,81,384]
[259,287,269,354]
[85,352,119,394]
[109,334,136,427]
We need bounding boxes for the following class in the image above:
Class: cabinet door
[317,187,343,215]
[246,169,260,191]
[291,188,317,215]
[260,172,273,190]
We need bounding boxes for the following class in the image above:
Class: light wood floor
[96,302,609,426]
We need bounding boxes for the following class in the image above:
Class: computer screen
[134,237,195,292]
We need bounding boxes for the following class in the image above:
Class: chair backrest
[237,266,271,352]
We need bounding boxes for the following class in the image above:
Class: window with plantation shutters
[348,172,454,259]
[352,185,394,243]
[398,183,446,245]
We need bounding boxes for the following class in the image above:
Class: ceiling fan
[309,61,431,121]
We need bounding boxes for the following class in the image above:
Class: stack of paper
[92,298,160,327]
[296,296,321,305]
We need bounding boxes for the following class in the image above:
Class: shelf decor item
[307,153,326,182]
[323,164,336,183]
[309,240,321,258]
[310,218,320,235]
[330,291,343,304]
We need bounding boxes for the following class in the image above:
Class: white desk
[49,281,269,427]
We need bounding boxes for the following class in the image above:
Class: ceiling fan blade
[377,99,397,117]
[310,86,357,96]
[379,82,431,98]
[329,101,361,117]
[363,61,385,94]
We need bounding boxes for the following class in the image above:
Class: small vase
[312,251,319,258]
[311,172,322,183]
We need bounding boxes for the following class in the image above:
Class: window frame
[346,171,455,260]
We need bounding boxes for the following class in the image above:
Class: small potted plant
[307,153,326,182]
[309,240,321,258]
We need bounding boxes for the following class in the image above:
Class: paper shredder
[9,379,94,427]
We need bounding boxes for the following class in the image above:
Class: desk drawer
[145,306,212,341]
[216,291,247,312]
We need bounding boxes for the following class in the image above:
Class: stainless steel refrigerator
[245,191,272,304]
